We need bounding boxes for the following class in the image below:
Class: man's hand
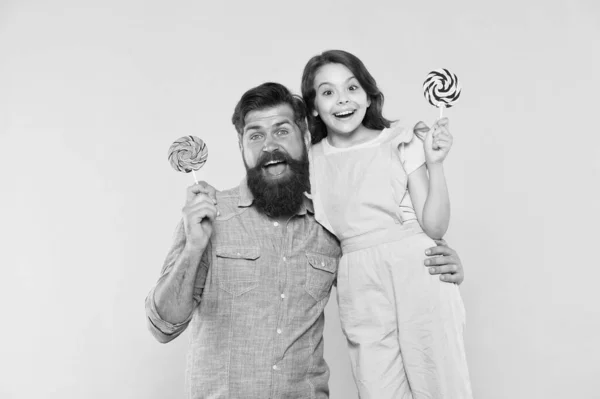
[194,180,218,204]
[424,239,464,284]
[182,184,218,250]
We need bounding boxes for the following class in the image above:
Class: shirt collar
[238,177,254,207]
[238,177,314,216]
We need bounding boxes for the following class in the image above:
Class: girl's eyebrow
[317,76,357,89]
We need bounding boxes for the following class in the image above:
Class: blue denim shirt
[146,178,341,398]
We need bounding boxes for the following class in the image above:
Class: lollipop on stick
[423,68,461,118]
[168,135,208,184]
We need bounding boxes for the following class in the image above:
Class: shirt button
[273,365,278,370]
[280,293,285,299]
[273,222,279,227]
[277,328,282,334]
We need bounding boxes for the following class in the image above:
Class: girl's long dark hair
[300,50,392,144]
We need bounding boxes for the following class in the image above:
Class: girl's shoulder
[308,139,326,158]
[387,120,421,148]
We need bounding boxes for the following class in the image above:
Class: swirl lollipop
[423,68,461,118]
[168,135,208,184]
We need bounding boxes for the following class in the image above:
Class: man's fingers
[439,273,461,283]
[196,206,218,223]
[427,264,458,275]
[433,238,447,246]
[185,202,218,223]
[428,263,463,284]
[425,245,455,257]
[186,188,213,205]
[424,255,457,266]
[187,183,218,204]
[196,180,218,203]
[183,194,215,213]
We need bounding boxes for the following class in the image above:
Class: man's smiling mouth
[263,160,287,176]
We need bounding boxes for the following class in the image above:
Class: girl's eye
[349,84,359,91]
[322,90,333,96]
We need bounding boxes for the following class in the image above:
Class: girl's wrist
[426,161,445,170]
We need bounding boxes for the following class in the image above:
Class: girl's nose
[337,96,349,105]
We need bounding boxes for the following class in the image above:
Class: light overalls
[309,122,473,399]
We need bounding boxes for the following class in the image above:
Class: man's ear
[303,129,312,149]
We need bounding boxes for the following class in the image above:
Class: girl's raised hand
[424,117,453,165]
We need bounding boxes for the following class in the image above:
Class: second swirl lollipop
[168,135,208,183]
[423,68,461,117]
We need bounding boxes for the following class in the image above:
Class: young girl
[301,50,472,398]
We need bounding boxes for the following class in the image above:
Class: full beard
[245,148,310,218]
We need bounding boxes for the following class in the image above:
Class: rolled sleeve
[145,220,210,343]
[145,286,192,343]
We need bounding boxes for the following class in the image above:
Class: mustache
[257,149,291,168]
[246,147,310,218]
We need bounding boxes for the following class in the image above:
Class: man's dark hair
[232,82,308,137]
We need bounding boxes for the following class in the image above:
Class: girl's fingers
[435,139,451,147]
[432,117,449,130]
[437,125,451,138]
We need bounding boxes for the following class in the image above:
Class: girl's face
[312,63,371,138]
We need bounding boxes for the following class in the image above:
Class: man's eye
[249,134,262,141]
[277,129,289,135]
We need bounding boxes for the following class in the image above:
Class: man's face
[240,104,310,217]
[241,104,307,178]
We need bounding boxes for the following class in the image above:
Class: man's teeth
[265,160,283,166]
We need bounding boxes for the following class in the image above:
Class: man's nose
[262,134,280,152]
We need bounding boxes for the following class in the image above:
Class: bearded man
[145,82,465,398]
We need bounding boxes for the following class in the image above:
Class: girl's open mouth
[334,110,355,119]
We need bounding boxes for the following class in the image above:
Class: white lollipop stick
[192,170,199,184]
[439,104,444,119]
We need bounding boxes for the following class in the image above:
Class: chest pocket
[305,252,337,301]
[216,246,260,296]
